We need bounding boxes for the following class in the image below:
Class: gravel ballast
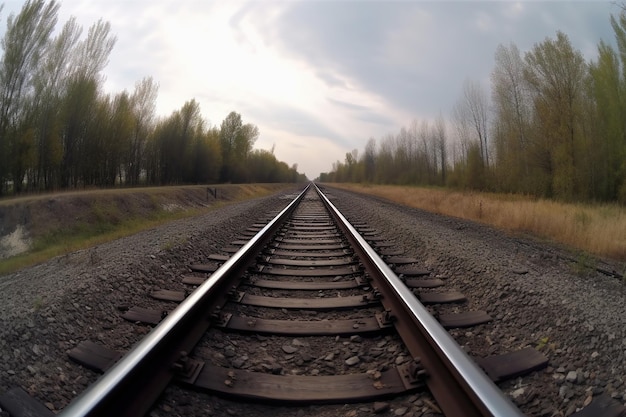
[1,184,625,417]
[323,185,626,417]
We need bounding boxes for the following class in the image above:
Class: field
[328,183,626,262]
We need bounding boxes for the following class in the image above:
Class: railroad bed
[0,184,622,417]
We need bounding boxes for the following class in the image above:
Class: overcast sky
[0,1,619,179]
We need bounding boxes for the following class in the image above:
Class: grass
[32,295,45,311]
[160,235,190,252]
[0,207,199,275]
[0,183,294,275]
[329,183,626,262]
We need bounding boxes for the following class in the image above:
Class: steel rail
[59,184,310,417]
[315,183,525,417]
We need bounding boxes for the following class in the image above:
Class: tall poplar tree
[0,0,58,193]
[524,32,587,199]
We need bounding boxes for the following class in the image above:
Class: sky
[0,1,619,179]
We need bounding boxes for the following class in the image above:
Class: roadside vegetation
[0,206,190,275]
[330,184,626,262]
[0,184,291,275]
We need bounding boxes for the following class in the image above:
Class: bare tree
[127,77,158,185]
[457,79,490,166]
[434,114,447,184]
[363,137,376,183]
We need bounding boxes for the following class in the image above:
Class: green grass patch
[0,206,202,276]
[0,183,298,276]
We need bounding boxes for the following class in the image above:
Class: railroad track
[1,183,577,417]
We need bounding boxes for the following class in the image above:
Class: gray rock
[566,371,578,383]
[282,345,298,354]
[292,339,307,347]
[232,356,247,368]
[565,403,578,416]
[31,344,42,356]
[511,388,525,399]
[373,402,390,414]
[345,356,360,366]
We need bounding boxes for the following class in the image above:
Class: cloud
[327,98,397,127]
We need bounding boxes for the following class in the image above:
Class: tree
[491,42,533,193]
[196,126,222,183]
[0,0,59,193]
[219,111,242,181]
[59,74,98,187]
[343,149,360,182]
[55,15,116,188]
[524,31,588,199]
[30,16,81,190]
[219,111,258,182]
[71,19,116,81]
[247,148,301,183]
[434,114,447,185]
[581,12,626,203]
[374,134,395,184]
[465,142,485,190]
[414,120,433,184]
[363,138,376,183]
[453,79,490,169]
[0,1,302,192]
[126,77,158,185]
[107,91,134,185]
[179,99,203,182]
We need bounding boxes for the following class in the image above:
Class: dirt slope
[0,184,291,260]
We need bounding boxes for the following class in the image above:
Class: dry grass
[330,184,626,261]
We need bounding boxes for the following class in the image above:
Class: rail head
[314,183,524,417]
[59,183,311,417]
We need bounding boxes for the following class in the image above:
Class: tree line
[0,0,306,196]
[322,11,626,204]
